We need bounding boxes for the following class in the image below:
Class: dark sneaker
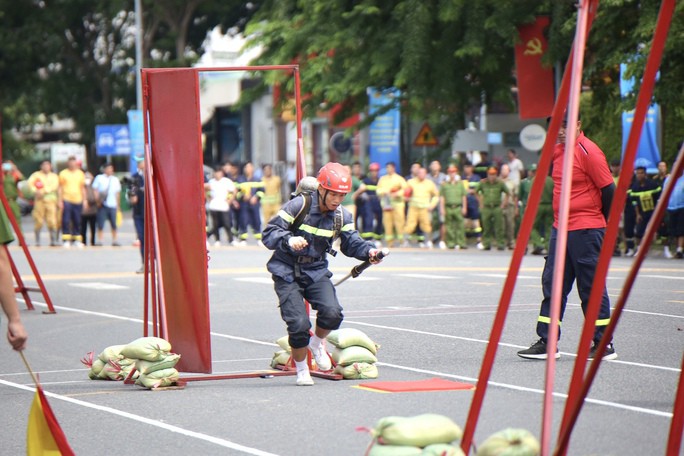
[588,342,617,360]
[517,338,560,360]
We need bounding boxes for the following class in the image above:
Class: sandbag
[374,414,463,448]
[276,336,291,352]
[334,362,378,379]
[135,353,181,375]
[367,444,422,456]
[136,368,179,389]
[97,345,126,363]
[102,359,135,381]
[476,428,540,456]
[88,358,106,380]
[327,328,378,354]
[121,337,172,362]
[331,346,377,366]
[422,443,466,456]
[270,350,291,369]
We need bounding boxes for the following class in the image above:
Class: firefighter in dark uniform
[630,166,662,253]
[262,163,383,386]
[355,162,384,243]
[476,167,510,250]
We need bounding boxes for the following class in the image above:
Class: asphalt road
[1,215,682,455]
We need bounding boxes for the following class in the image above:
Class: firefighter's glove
[288,236,308,251]
[368,248,383,264]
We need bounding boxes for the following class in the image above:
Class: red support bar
[667,354,684,456]
[6,246,33,310]
[459,4,599,452]
[555,1,676,454]
[294,67,306,183]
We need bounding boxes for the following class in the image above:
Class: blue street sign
[96,124,131,156]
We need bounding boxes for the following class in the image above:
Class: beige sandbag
[135,353,181,375]
[136,368,179,389]
[373,414,463,448]
[88,359,106,380]
[367,444,422,456]
[327,328,378,354]
[97,345,126,363]
[276,335,291,352]
[121,337,171,362]
[422,443,466,456]
[102,359,134,381]
[331,346,377,366]
[270,350,291,369]
[476,428,540,456]
[333,362,378,379]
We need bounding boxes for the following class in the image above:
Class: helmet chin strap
[319,188,331,211]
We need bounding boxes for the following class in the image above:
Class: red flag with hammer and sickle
[515,17,555,119]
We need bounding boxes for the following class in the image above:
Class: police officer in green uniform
[519,163,554,254]
[476,167,510,250]
[439,164,468,249]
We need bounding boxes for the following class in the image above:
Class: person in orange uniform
[27,160,60,246]
[376,162,407,247]
[404,167,439,248]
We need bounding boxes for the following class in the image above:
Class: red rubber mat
[357,377,475,393]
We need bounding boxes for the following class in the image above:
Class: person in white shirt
[507,148,525,189]
[92,163,122,246]
[205,168,236,246]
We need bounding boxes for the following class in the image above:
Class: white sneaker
[476,242,484,250]
[374,240,383,248]
[664,247,673,259]
[73,240,85,249]
[257,240,264,247]
[213,240,221,247]
[625,249,635,257]
[425,240,433,249]
[62,241,71,248]
[230,239,239,247]
[309,342,332,371]
[454,245,461,250]
[296,369,314,386]
[238,240,247,247]
[438,241,446,250]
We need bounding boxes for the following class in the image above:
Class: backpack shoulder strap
[291,193,312,232]
[332,206,343,240]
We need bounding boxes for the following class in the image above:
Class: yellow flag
[26,388,74,455]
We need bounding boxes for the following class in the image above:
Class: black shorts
[669,208,684,237]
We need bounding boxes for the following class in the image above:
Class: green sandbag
[331,346,377,366]
[270,350,291,369]
[326,328,378,354]
[97,344,126,363]
[136,368,179,389]
[102,359,133,381]
[88,359,106,380]
[135,353,181,375]
[276,336,291,352]
[422,443,466,456]
[374,414,463,447]
[333,362,378,379]
[121,337,172,362]
[367,443,422,456]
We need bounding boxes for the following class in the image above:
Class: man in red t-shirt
[518,115,617,361]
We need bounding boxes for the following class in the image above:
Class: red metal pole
[293,66,306,183]
[0,115,56,313]
[540,2,592,453]
[141,71,152,337]
[459,5,599,452]
[667,354,684,456]
[555,1,675,453]
[556,140,684,455]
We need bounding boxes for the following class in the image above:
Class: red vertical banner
[515,17,555,119]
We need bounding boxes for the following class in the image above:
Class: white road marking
[639,274,684,280]
[396,273,455,279]
[21,300,681,418]
[234,278,274,284]
[69,282,129,290]
[0,379,280,456]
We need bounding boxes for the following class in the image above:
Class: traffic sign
[413,122,438,146]
[95,124,131,156]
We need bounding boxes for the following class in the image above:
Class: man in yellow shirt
[404,167,439,248]
[58,156,87,247]
[376,162,407,247]
[27,160,60,246]
[261,164,282,223]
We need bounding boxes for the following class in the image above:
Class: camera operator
[126,159,145,273]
